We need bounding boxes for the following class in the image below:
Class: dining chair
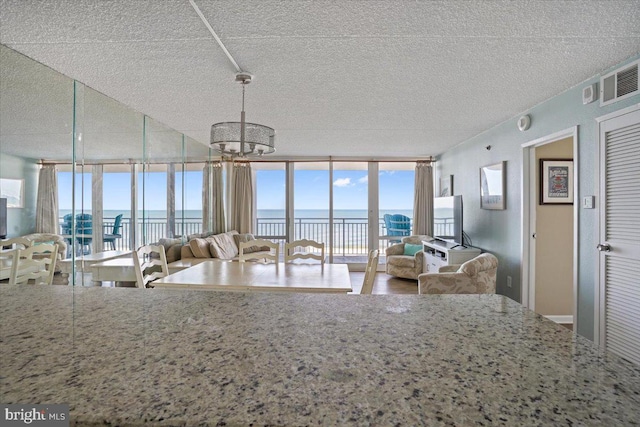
[132,244,169,288]
[284,239,325,264]
[239,239,279,263]
[103,214,123,250]
[360,249,380,294]
[1,236,32,251]
[1,237,33,281]
[9,243,59,285]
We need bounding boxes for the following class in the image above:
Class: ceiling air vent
[600,59,639,106]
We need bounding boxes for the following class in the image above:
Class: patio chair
[383,214,411,244]
[103,214,123,250]
[75,213,93,255]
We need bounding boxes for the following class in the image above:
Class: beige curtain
[231,162,253,234]
[35,165,59,234]
[202,162,226,234]
[413,161,434,236]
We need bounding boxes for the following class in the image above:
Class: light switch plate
[582,196,595,209]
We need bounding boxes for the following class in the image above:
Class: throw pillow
[189,238,211,258]
[403,243,423,256]
[165,243,183,263]
[207,231,239,259]
[233,233,263,254]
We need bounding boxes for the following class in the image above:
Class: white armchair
[385,235,431,280]
[418,253,498,294]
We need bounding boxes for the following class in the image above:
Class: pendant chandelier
[210,72,275,158]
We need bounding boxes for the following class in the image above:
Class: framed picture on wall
[540,159,573,204]
[0,178,24,208]
[480,162,506,210]
[439,175,453,196]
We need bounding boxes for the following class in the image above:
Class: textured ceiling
[1,0,639,159]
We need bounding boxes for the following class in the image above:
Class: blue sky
[257,169,414,210]
[59,169,415,211]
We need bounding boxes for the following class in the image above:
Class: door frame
[520,126,579,329]
[594,103,640,347]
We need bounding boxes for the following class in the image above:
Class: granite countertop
[1,286,639,426]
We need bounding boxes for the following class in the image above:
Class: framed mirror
[480,161,506,210]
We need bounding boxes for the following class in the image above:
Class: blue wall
[437,53,640,340]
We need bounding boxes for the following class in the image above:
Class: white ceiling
[1,0,639,159]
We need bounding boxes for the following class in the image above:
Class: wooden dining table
[153,260,352,293]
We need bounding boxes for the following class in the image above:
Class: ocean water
[60,209,414,220]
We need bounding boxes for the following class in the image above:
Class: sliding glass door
[378,162,415,262]
[254,162,286,247]
[332,162,369,263]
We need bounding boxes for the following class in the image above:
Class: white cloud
[358,175,368,184]
[333,178,353,187]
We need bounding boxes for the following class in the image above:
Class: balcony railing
[63,216,419,257]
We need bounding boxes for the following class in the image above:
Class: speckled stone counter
[1,286,639,426]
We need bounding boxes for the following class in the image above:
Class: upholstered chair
[418,253,498,294]
[385,235,431,280]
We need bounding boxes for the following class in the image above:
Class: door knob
[597,243,611,252]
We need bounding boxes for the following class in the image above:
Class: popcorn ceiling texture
[1,0,639,158]
[1,286,640,425]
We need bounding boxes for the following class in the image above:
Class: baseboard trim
[544,315,573,324]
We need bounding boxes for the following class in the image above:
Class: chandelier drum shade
[210,73,275,158]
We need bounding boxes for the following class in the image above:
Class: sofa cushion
[403,243,422,256]
[208,231,239,260]
[165,243,183,263]
[189,238,212,258]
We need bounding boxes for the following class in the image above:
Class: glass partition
[0,45,74,239]
[1,44,211,287]
[177,136,210,239]
[83,85,144,256]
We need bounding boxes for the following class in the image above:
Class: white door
[598,107,640,365]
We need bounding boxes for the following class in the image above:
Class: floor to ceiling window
[332,162,369,263]
[138,164,167,245]
[293,161,330,248]
[379,162,415,256]
[57,167,92,256]
[175,164,203,238]
[254,162,286,245]
[102,165,131,251]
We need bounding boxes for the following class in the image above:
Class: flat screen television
[433,195,463,246]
